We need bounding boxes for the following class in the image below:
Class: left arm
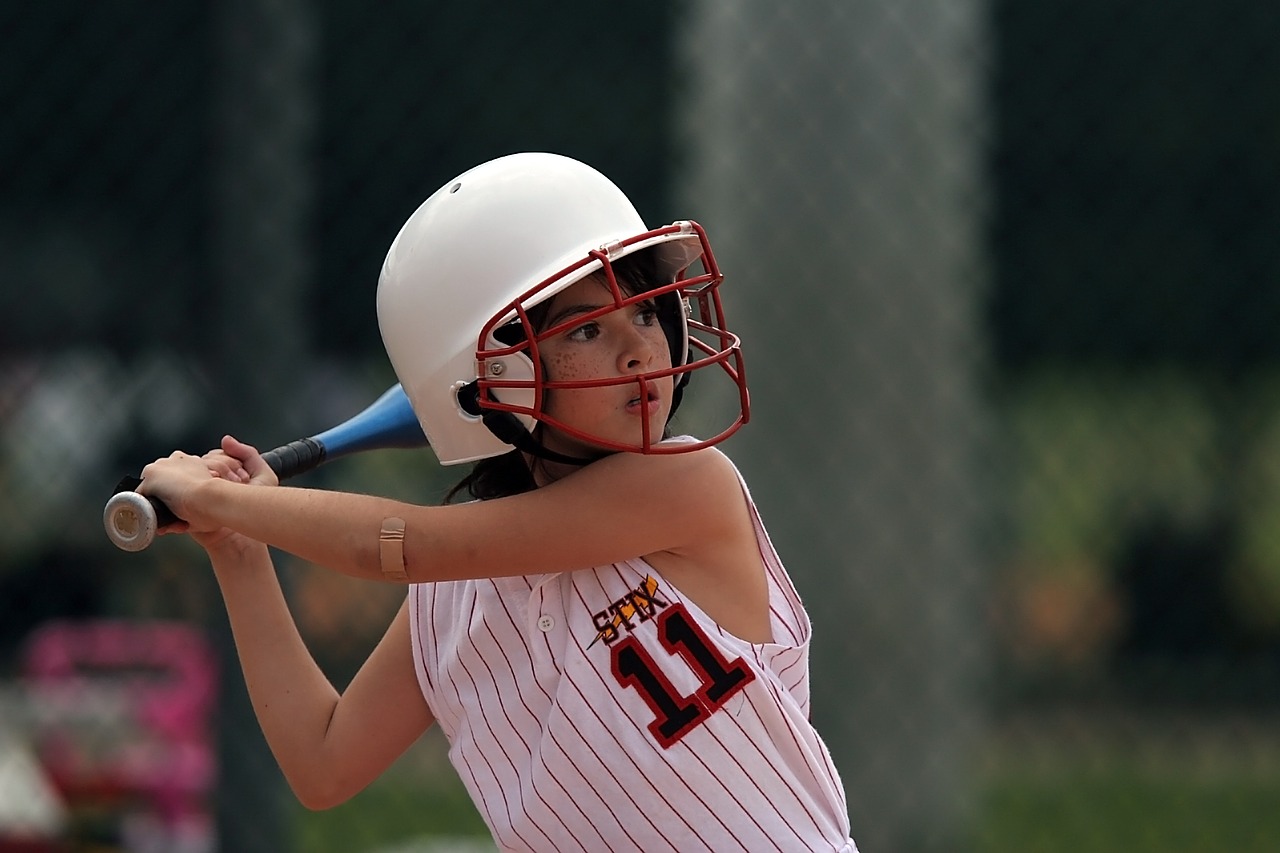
[139,439,744,585]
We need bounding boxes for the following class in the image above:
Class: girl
[138,153,857,852]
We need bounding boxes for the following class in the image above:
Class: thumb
[221,434,279,486]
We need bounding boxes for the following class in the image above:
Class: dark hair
[443,447,536,503]
[443,251,669,504]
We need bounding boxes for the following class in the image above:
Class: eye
[566,321,600,342]
[635,303,660,327]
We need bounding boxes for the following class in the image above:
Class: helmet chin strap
[457,381,595,466]
[480,409,597,467]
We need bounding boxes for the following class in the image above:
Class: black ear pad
[653,292,691,420]
[492,320,527,347]
[669,369,688,418]
[654,291,685,368]
[655,292,690,373]
[456,380,484,417]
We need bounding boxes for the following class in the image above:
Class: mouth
[626,389,661,416]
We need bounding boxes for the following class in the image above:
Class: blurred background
[3,1,1280,851]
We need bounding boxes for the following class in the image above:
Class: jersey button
[536,614,556,632]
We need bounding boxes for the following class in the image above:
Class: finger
[220,434,259,463]
[138,456,171,485]
[208,460,246,482]
[222,434,279,486]
[158,519,190,535]
[203,451,249,482]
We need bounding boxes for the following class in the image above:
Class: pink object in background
[20,620,218,853]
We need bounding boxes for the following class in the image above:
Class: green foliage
[996,366,1280,663]
[1000,367,1220,569]
[975,711,1280,853]
[293,775,490,853]
[979,767,1280,852]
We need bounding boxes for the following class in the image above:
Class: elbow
[294,785,353,813]
[297,794,345,813]
[288,772,357,812]
[294,789,335,812]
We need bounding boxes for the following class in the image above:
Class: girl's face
[533,274,675,457]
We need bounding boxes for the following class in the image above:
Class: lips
[626,388,661,415]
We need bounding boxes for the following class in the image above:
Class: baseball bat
[104,383,427,552]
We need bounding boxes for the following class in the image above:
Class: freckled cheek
[543,357,602,424]
[542,351,598,382]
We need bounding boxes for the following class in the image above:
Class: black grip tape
[261,437,326,480]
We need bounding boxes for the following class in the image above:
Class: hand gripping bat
[104,383,427,552]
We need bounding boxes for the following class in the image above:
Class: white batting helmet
[376,152,747,465]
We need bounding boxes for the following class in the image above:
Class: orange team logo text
[588,575,668,649]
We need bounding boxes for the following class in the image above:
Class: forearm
[194,479,407,583]
[204,538,345,799]
[176,450,707,584]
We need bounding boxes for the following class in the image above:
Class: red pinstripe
[406,456,856,852]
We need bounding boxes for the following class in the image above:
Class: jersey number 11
[611,603,755,748]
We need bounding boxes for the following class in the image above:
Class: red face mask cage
[474,221,750,455]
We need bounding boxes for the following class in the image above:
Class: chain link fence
[3,1,1280,851]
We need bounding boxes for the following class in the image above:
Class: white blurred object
[0,728,67,841]
[0,349,207,549]
[4,350,125,509]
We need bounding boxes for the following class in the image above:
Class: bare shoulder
[578,444,740,495]
[597,448,771,642]
[564,446,747,531]
[421,446,747,581]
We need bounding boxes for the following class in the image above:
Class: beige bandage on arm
[379,517,408,581]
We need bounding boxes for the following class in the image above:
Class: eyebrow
[544,302,611,330]
[543,294,657,333]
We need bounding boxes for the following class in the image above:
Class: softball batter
[138,153,858,851]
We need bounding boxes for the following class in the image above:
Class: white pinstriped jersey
[408,452,856,852]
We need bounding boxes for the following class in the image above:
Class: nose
[617,325,658,373]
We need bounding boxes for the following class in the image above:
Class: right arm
[195,443,434,809]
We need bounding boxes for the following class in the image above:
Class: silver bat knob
[104,491,159,552]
